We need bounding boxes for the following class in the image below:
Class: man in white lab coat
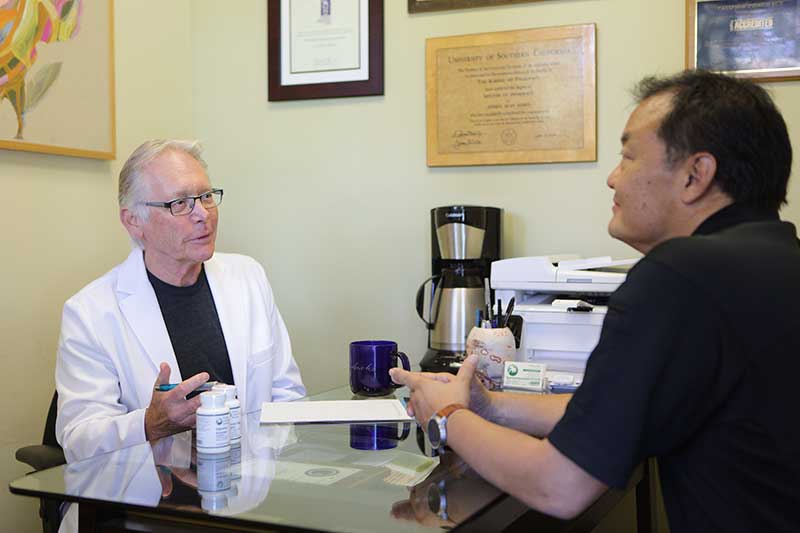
[55,139,305,464]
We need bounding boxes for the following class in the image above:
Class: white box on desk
[514,302,606,376]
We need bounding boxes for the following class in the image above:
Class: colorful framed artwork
[0,0,116,159]
[686,0,800,82]
[268,0,384,101]
[409,0,546,13]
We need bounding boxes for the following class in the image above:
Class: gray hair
[118,139,208,221]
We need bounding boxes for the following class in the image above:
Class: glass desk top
[10,387,522,532]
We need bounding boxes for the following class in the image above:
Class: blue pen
[154,381,218,392]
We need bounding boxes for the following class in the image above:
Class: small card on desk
[503,361,547,392]
[260,399,413,424]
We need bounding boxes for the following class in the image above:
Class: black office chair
[15,391,66,533]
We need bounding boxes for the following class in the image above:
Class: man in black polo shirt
[392,70,800,532]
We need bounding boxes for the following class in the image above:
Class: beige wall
[0,1,194,530]
[191,0,800,395]
[2,1,799,531]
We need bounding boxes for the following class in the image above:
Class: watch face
[427,481,443,514]
[427,480,448,521]
[427,417,442,449]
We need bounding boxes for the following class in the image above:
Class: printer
[491,255,638,392]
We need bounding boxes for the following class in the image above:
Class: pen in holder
[466,325,516,391]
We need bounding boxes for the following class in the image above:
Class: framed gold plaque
[426,24,596,167]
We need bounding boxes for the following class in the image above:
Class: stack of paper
[260,399,413,425]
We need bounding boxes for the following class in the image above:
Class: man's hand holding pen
[145,362,209,441]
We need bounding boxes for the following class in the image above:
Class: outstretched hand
[390,354,479,424]
[145,363,209,441]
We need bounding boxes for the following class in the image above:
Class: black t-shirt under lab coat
[147,265,234,388]
[548,204,800,533]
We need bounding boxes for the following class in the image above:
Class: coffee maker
[416,205,502,373]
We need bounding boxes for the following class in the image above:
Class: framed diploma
[409,0,545,12]
[268,0,384,101]
[686,0,800,82]
[426,24,596,167]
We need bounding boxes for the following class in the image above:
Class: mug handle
[397,422,411,441]
[392,351,411,388]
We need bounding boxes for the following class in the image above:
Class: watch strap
[436,403,467,419]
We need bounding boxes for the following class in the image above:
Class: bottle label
[197,412,230,450]
[229,405,241,442]
[197,452,232,492]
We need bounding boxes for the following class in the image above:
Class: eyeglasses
[143,188,223,216]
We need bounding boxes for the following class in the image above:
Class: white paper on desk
[260,399,413,425]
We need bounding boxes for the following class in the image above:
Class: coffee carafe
[416,265,485,351]
[416,206,501,373]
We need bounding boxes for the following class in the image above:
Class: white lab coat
[55,249,305,463]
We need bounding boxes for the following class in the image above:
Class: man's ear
[681,152,717,204]
[120,208,144,243]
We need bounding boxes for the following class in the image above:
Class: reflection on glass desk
[10,386,645,532]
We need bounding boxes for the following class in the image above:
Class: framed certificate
[268,0,384,101]
[426,24,596,167]
[409,0,546,12]
[686,0,800,82]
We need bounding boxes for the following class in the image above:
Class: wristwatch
[427,480,449,521]
[427,403,467,450]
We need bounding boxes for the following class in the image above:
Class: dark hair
[633,70,792,211]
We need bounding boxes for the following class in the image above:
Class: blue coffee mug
[350,422,411,451]
[349,340,411,396]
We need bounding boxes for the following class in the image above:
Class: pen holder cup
[466,326,516,391]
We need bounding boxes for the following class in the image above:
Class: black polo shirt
[548,204,800,532]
